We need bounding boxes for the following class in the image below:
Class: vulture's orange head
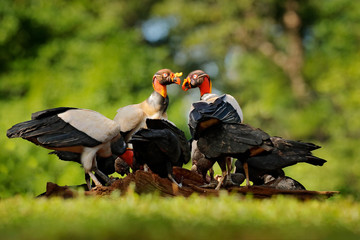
[182,70,212,96]
[153,69,182,86]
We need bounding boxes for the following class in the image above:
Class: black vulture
[130,118,190,187]
[183,70,243,189]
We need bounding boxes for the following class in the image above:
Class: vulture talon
[199,182,218,189]
[88,172,102,187]
[168,174,182,188]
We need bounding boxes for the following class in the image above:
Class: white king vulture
[114,69,182,142]
[7,107,126,189]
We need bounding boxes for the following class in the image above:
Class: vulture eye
[193,74,198,79]
[162,73,168,78]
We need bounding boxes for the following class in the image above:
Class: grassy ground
[0,191,359,240]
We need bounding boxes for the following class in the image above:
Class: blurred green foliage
[1,0,359,198]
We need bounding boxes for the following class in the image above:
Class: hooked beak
[171,72,183,85]
[182,77,191,91]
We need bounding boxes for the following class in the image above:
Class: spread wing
[7,108,120,148]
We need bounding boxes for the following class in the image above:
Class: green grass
[0,191,359,240]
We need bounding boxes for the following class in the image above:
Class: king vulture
[182,70,244,190]
[130,119,190,187]
[183,70,326,189]
[114,69,182,142]
[6,107,126,189]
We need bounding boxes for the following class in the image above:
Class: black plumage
[188,94,244,189]
[183,70,325,189]
[198,123,326,168]
[130,119,190,186]
[197,122,326,186]
[7,107,101,148]
[189,95,242,139]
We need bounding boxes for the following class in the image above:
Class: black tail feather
[305,156,327,166]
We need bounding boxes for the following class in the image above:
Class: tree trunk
[282,0,308,100]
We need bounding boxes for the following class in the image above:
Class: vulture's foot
[199,180,218,189]
[223,175,239,188]
[88,172,102,189]
[168,173,182,188]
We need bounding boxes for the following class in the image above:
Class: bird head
[182,70,212,96]
[153,69,182,86]
[152,69,182,98]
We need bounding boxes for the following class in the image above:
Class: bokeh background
[1,0,359,198]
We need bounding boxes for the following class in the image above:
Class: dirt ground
[39,167,338,200]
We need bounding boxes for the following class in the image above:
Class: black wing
[145,119,190,164]
[7,109,101,148]
[189,95,242,139]
[31,107,78,120]
[247,137,326,170]
[197,123,270,159]
[131,128,181,164]
[131,128,182,177]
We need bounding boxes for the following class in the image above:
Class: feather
[130,119,190,178]
[31,107,77,120]
[189,95,242,139]
[145,118,190,164]
[197,123,270,158]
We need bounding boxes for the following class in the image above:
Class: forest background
[0,0,359,199]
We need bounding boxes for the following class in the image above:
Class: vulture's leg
[199,171,218,188]
[222,157,237,187]
[226,157,233,175]
[88,172,102,187]
[143,164,150,172]
[81,147,103,188]
[199,162,218,189]
[215,171,226,190]
[166,162,182,188]
[168,173,182,188]
[209,167,215,182]
[85,173,91,190]
[243,161,250,187]
[91,154,112,185]
[215,157,227,190]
